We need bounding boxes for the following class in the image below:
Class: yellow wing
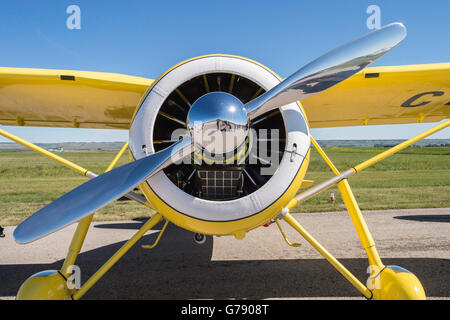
[0,68,153,129]
[301,63,450,128]
[1,63,449,130]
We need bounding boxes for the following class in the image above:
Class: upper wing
[301,63,450,128]
[2,63,449,130]
[0,68,152,129]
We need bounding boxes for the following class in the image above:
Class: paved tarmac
[1,208,449,300]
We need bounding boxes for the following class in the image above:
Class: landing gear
[0,226,4,238]
[278,136,429,300]
[367,265,426,300]
[16,270,72,300]
[281,211,426,300]
[194,233,206,244]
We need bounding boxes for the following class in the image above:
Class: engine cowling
[129,54,310,238]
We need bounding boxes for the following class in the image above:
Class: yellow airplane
[1,23,449,300]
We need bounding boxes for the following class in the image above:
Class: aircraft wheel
[16,270,72,300]
[194,233,206,244]
[367,265,425,300]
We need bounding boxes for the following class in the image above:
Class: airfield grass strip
[0,147,449,225]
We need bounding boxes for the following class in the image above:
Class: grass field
[0,147,449,226]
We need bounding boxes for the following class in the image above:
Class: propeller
[245,23,406,119]
[14,23,406,244]
[14,137,193,243]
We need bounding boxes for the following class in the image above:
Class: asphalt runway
[1,208,449,300]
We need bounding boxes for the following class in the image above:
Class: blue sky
[0,0,449,142]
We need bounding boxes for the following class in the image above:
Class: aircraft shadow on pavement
[394,215,450,223]
[94,220,148,230]
[1,221,449,299]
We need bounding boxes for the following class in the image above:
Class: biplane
[1,22,449,300]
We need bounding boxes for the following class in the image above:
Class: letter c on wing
[401,91,444,108]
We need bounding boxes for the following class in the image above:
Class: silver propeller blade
[245,22,407,119]
[14,137,193,244]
